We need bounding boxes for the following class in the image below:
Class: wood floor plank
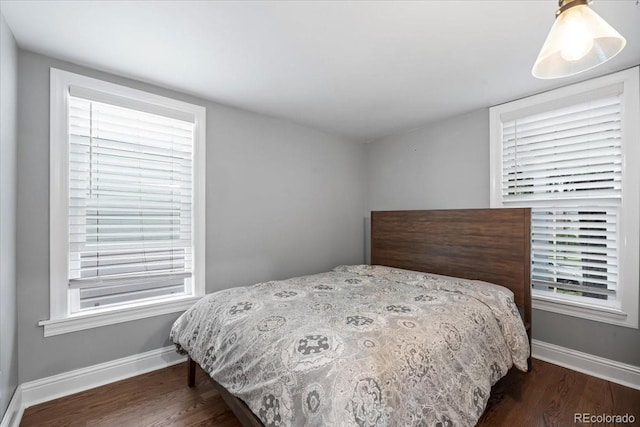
[538,367,587,427]
[21,359,639,427]
[479,359,549,427]
[575,375,615,419]
[21,364,242,427]
[610,381,640,419]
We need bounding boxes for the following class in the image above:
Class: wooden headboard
[371,208,531,333]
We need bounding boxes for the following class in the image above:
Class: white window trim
[490,67,639,329]
[42,68,206,337]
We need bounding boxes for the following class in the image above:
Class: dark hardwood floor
[21,359,639,427]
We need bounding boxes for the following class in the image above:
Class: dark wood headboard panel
[371,208,531,329]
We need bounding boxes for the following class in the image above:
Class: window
[490,67,639,328]
[42,69,206,336]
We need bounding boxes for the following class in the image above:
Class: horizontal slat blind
[501,92,622,303]
[502,94,622,202]
[68,96,194,310]
[531,208,617,299]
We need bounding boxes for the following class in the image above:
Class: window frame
[489,67,639,329]
[41,68,206,337]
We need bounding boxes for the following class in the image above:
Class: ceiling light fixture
[532,0,626,79]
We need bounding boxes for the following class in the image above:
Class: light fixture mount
[532,0,626,79]
[556,0,590,17]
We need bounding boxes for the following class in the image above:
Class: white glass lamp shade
[532,4,626,79]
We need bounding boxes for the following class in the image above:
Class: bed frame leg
[188,356,196,388]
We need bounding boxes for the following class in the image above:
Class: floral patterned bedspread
[170,265,530,427]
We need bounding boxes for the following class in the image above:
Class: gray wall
[366,109,489,211]
[365,108,640,367]
[16,50,367,383]
[0,12,19,419]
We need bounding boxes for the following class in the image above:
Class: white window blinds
[68,95,195,311]
[500,89,622,304]
[531,207,617,299]
[501,93,622,202]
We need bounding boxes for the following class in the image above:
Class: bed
[171,208,532,426]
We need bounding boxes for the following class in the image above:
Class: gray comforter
[170,265,530,426]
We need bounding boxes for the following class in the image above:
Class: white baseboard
[0,386,23,427]
[532,339,640,390]
[21,345,186,408]
[1,345,185,426]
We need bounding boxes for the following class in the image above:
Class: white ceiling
[2,1,639,142]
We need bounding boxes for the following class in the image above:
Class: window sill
[532,294,636,329]
[39,295,202,337]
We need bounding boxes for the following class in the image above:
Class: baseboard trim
[532,339,640,390]
[0,386,23,427]
[2,346,185,427]
[21,345,186,408]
